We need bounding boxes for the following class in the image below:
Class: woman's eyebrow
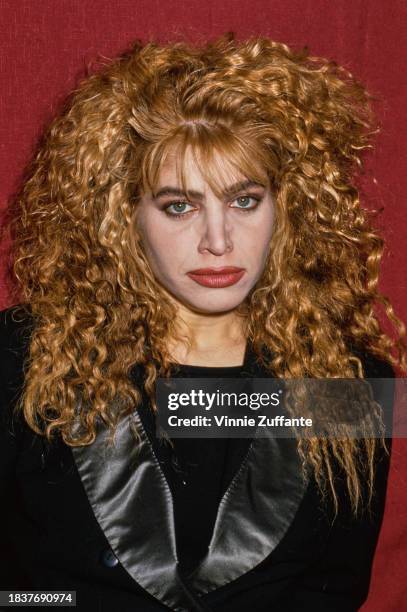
[152,180,265,200]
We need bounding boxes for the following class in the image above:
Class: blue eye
[231,195,261,210]
[162,195,262,219]
[163,201,195,217]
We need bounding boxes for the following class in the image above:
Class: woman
[0,34,405,611]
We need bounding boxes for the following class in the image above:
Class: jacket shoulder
[0,304,34,425]
[0,303,34,372]
[355,349,395,379]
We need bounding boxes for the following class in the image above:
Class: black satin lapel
[190,343,308,592]
[190,429,308,593]
[189,343,308,592]
[71,412,187,611]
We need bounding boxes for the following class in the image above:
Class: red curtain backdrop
[1,1,406,609]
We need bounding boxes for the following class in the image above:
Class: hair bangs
[140,123,271,200]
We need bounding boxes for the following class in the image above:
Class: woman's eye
[162,195,261,219]
[231,195,261,211]
[163,201,195,217]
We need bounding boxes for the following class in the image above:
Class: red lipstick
[187,266,245,288]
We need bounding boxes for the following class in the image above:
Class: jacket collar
[71,348,308,611]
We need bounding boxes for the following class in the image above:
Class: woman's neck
[169,339,247,367]
[168,305,247,367]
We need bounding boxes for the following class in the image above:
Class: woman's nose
[197,208,233,255]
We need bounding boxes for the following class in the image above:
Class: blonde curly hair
[5,33,406,517]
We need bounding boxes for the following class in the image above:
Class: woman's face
[135,147,275,315]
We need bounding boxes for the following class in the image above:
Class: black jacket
[0,305,395,612]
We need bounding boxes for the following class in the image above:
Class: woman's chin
[181,296,247,315]
[160,283,251,315]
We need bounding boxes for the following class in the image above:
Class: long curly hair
[5,33,406,517]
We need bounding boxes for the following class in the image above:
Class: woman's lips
[187,267,245,288]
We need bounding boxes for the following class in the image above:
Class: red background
[0,1,406,608]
